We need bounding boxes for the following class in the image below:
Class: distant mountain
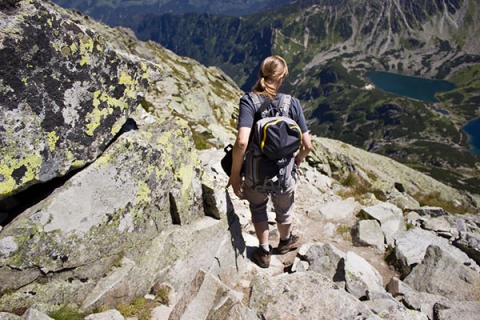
[134,0,480,89]
[51,0,294,25]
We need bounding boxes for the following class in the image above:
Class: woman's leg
[254,220,270,247]
[243,186,269,246]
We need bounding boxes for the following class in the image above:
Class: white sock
[260,244,270,252]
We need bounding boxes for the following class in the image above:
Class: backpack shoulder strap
[248,92,271,120]
[248,92,262,109]
[278,94,292,117]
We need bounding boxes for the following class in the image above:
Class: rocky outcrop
[404,245,480,301]
[52,4,242,150]
[1,116,198,305]
[0,0,149,199]
[249,272,381,320]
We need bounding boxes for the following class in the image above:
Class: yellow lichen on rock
[78,34,94,66]
[48,131,59,152]
[136,180,152,204]
[0,153,42,197]
[119,71,138,99]
[85,105,110,136]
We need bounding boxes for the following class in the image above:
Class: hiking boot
[252,246,271,268]
[277,234,300,254]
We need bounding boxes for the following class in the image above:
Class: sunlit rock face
[0,0,148,199]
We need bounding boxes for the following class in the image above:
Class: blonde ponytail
[252,55,289,101]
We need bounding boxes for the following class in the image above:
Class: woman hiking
[228,55,312,268]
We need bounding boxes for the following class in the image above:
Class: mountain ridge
[50,0,480,194]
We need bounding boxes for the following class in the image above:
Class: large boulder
[393,228,475,275]
[0,0,149,199]
[0,116,247,311]
[168,269,251,320]
[433,301,480,320]
[351,219,385,253]
[404,245,480,301]
[314,198,360,222]
[249,272,381,319]
[343,251,385,299]
[387,277,452,319]
[364,291,429,320]
[359,202,406,245]
[299,242,346,281]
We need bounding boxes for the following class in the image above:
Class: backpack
[244,93,302,193]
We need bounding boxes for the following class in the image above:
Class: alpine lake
[364,71,480,156]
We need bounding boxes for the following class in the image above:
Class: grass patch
[150,283,171,306]
[413,191,473,214]
[117,297,152,320]
[113,250,125,268]
[48,305,85,320]
[338,172,388,203]
[336,224,352,241]
[191,129,214,150]
[339,172,372,199]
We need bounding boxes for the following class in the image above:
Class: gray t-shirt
[237,93,309,133]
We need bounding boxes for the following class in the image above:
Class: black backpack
[244,93,302,193]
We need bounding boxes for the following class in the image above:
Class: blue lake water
[365,71,480,156]
[364,71,456,103]
[462,117,480,156]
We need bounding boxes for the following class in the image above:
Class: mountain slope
[51,0,480,193]
[134,0,480,88]
[130,0,480,192]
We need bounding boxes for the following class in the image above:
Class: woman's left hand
[228,174,244,199]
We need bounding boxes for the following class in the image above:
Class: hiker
[228,55,312,268]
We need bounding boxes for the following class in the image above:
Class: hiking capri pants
[243,180,296,224]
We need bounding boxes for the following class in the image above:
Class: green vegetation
[296,59,480,194]
[48,291,168,320]
[151,283,171,306]
[340,172,371,196]
[48,305,85,320]
[339,172,386,203]
[413,191,474,215]
[336,224,351,241]
[113,250,125,268]
[117,297,152,320]
[191,126,215,150]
